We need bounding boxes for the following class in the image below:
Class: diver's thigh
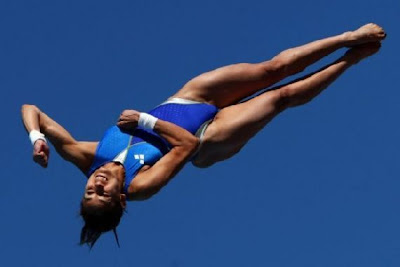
[171,63,279,108]
[210,89,283,142]
[193,89,284,166]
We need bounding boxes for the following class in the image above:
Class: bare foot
[344,42,381,64]
[345,23,386,46]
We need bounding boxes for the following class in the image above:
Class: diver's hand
[33,139,49,168]
[117,109,140,132]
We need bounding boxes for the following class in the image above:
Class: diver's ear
[120,194,127,209]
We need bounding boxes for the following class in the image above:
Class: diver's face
[84,162,125,207]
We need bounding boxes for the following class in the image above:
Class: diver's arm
[118,109,197,147]
[117,109,199,199]
[21,104,98,173]
[127,135,199,200]
[153,119,199,148]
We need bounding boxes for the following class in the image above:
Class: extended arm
[117,110,199,200]
[21,104,98,173]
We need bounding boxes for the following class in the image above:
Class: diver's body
[88,98,219,199]
[23,23,386,200]
[22,23,386,246]
[23,23,386,201]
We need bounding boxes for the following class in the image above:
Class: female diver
[22,23,386,248]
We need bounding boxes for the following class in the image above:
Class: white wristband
[29,130,47,145]
[138,113,158,130]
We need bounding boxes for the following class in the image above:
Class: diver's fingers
[120,109,139,118]
[33,152,48,168]
[119,110,140,122]
[117,121,138,132]
[32,140,49,168]
[118,110,140,131]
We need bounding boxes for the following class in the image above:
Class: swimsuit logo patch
[134,154,145,165]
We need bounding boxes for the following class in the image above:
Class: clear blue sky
[1,0,399,266]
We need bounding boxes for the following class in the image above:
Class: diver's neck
[111,161,126,187]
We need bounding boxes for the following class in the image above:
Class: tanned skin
[22,23,386,201]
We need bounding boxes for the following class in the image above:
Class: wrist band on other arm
[138,113,158,130]
[29,130,47,145]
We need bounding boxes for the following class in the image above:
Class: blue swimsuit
[86,98,218,193]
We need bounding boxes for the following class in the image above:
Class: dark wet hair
[79,200,125,248]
